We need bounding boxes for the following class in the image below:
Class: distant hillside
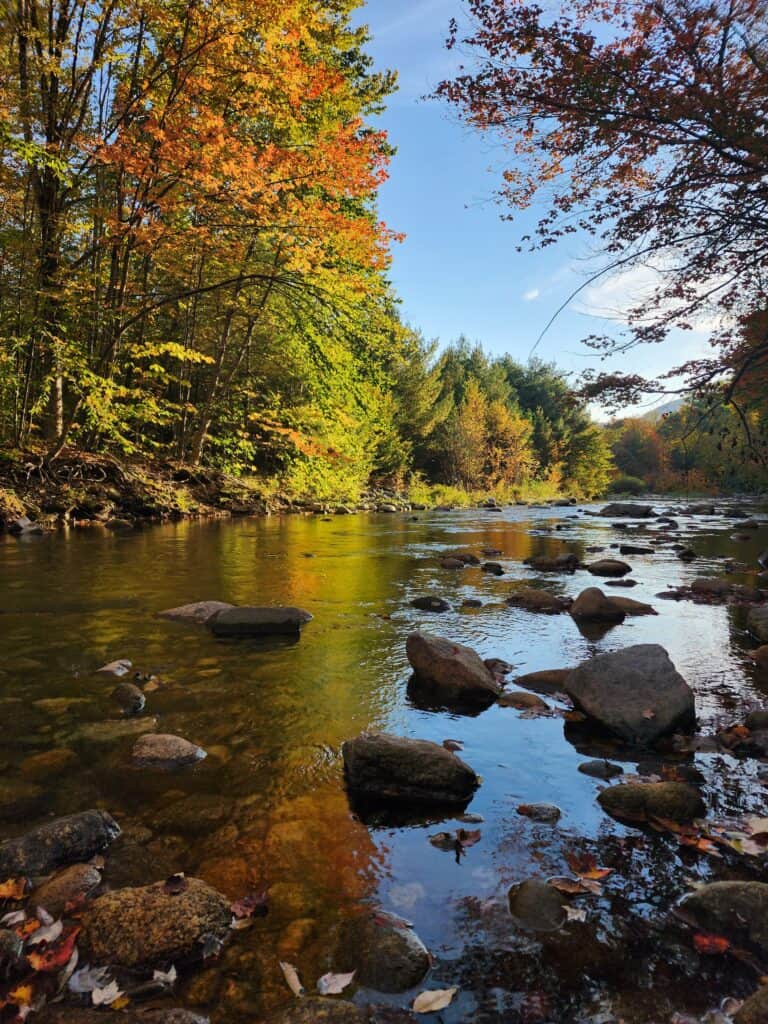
[641,397,684,422]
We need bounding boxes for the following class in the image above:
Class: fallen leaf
[317,971,355,995]
[564,906,587,923]
[456,829,482,849]
[96,659,132,676]
[0,911,26,927]
[7,986,33,1008]
[163,873,188,896]
[565,852,613,880]
[27,926,80,971]
[693,932,730,955]
[69,965,112,994]
[279,961,304,997]
[153,965,177,986]
[92,980,124,1006]
[231,890,269,920]
[442,739,463,752]
[0,878,27,901]
[428,832,456,851]
[548,876,602,897]
[27,919,63,946]
[412,987,458,1013]
[642,708,656,719]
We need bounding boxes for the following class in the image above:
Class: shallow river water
[2,501,768,1022]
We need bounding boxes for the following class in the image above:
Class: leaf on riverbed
[317,971,355,995]
[442,739,464,752]
[96,659,132,676]
[231,889,269,920]
[0,879,27,901]
[1,910,26,927]
[693,932,730,955]
[27,926,80,972]
[642,708,656,719]
[27,919,63,946]
[163,873,188,896]
[92,980,124,1006]
[69,964,112,994]
[548,875,602,897]
[564,906,587,923]
[565,852,613,880]
[279,961,304,997]
[412,987,458,1013]
[153,965,177,986]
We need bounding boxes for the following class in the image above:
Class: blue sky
[354,0,708,417]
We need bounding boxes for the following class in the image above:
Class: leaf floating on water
[693,932,730,955]
[548,875,602,897]
[442,739,464,752]
[413,987,458,1013]
[279,960,304,997]
[163,873,188,896]
[565,852,613,880]
[317,970,355,995]
[0,878,27,901]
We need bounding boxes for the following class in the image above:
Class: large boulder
[587,559,632,578]
[570,588,626,624]
[748,606,768,643]
[0,810,120,877]
[336,912,430,992]
[598,781,704,823]
[405,632,500,706]
[157,600,235,624]
[342,733,479,806]
[680,882,768,958]
[506,588,571,614]
[208,606,312,637]
[565,644,695,743]
[82,876,231,967]
[599,503,654,518]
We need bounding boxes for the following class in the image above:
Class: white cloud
[523,288,540,301]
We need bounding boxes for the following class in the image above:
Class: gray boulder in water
[208,605,312,637]
[406,631,500,706]
[598,503,655,518]
[565,644,695,743]
[342,732,479,805]
[0,809,120,876]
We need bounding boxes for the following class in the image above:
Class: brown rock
[570,587,626,623]
[20,748,78,781]
[406,631,500,706]
[498,691,549,710]
[506,588,571,614]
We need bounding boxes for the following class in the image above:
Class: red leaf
[693,932,730,955]
[26,926,80,972]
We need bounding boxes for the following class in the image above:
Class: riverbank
[0,448,571,533]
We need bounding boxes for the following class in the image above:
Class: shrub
[607,474,647,495]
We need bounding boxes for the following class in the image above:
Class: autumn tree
[436,0,768,415]
[610,418,667,485]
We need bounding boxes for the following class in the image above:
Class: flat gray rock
[157,600,235,624]
[208,605,312,637]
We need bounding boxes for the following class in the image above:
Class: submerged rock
[157,600,235,624]
[499,691,549,711]
[517,802,561,824]
[20,748,78,781]
[482,561,504,576]
[565,644,695,744]
[681,882,768,958]
[82,876,231,967]
[748,606,768,643]
[337,911,430,993]
[524,553,580,573]
[515,668,571,695]
[578,759,624,780]
[570,587,626,624]
[263,1000,368,1024]
[587,559,632,578]
[691,577,731,596]
[111,681,146,714]
[208,605,312,637]
[37,1011,207,1024]
[410,596,450,612]
[506,588,571,614]
[72,717,157,747]
[734,985,768,1024]
[30,862,103,916]
[406,631,500,706]
[598,781,705,823]
[0,810,120,876]
[0,780,44,819]
[508,879,566,931]
[619,544,654,555]
[342,732,479,806]
[131,733,206,770]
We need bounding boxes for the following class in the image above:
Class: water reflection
[0,503,767,1019]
